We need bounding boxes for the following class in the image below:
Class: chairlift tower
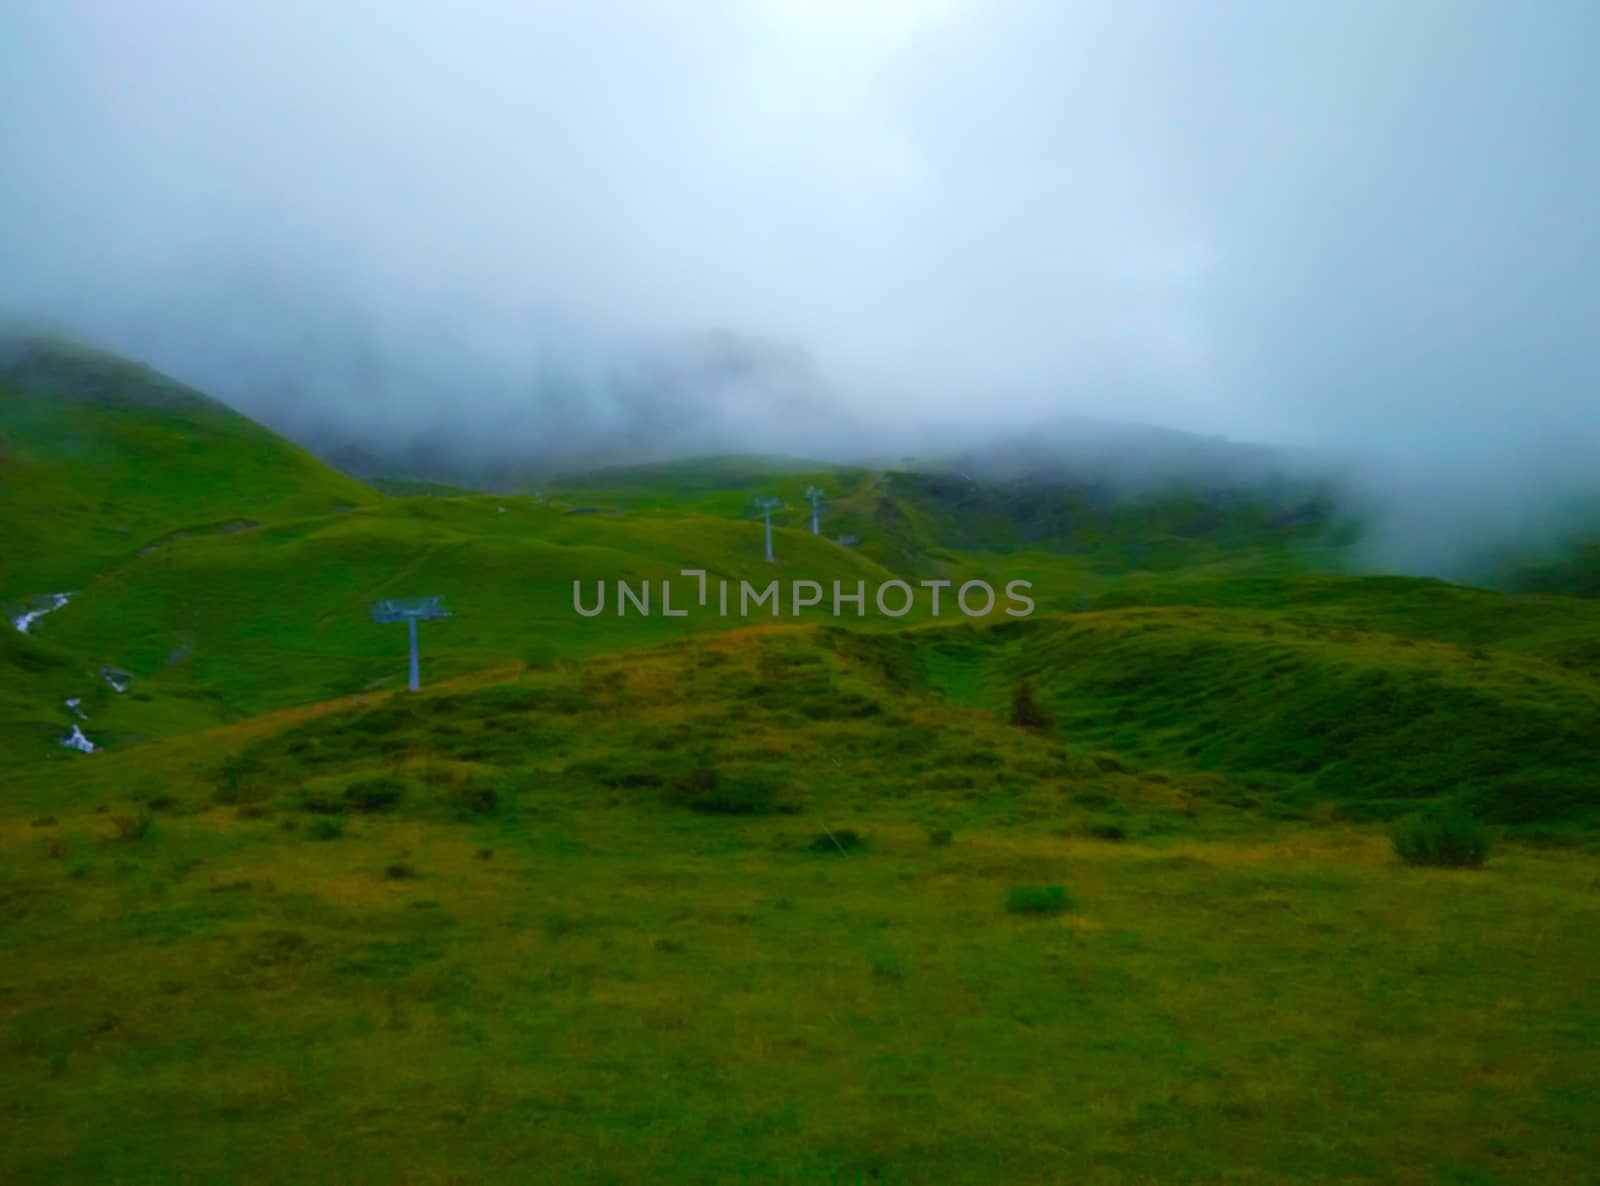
[754,496,782,563]
[803,485,825,535]
[371,596,450,691]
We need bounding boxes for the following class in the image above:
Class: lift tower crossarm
[371,597,450,691]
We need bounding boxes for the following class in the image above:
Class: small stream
[12,591,72,633]
[12,592,102,752]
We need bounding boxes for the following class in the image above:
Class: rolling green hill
[0,331,379,601]
[921,607,1600,832]
[538,457,1354,583]
[6,335,1599,833]
[4,336,1600,1183]
[31,495,905,728]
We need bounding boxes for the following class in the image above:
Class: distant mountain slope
[1491,532,1600,599]
[935,414,1302,490]
[532,451,1353,583]
[0,330,379,600]
[196,327,867,489]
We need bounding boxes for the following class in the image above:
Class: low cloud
[2,1,1596,573]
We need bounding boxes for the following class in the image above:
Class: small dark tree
[1011,681,1052,730]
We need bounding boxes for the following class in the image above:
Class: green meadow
[3,337,1599,1184]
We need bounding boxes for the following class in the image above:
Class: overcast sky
[2,0,1597,561]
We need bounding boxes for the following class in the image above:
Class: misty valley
[1,332,1597,1185]
[4,2,1600,1182]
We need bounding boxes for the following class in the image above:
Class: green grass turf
[2,629,1598,1184]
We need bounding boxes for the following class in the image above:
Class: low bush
[808,828,865,853]
[301,789,343,814]
[344,777,406,813]
[307,817,345,841]
[663,767,796,816]
[1006,885,1072,916]
[1011,681,1053,730]
[442,779,498,816]
[108,808,152,844]
[1391,811,1492,868]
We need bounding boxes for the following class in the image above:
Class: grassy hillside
[0,332,379,601]
[1499,537,1600,598]
[0,626,108,763]
[27,494,908,733]
[2,626,1597,1184]
[4,338,1600,1182]
[921,609,1600,836]
[6,339,1599,831]
[0,625,229,773]
[539,458,1354,584]
[1085,573,1600,673]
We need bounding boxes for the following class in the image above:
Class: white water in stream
[60,724,96,753]
[12,592,72,633]
[13,593,99,750]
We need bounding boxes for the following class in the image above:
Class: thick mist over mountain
[2,1,1598,577]
[158,319,883,485]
